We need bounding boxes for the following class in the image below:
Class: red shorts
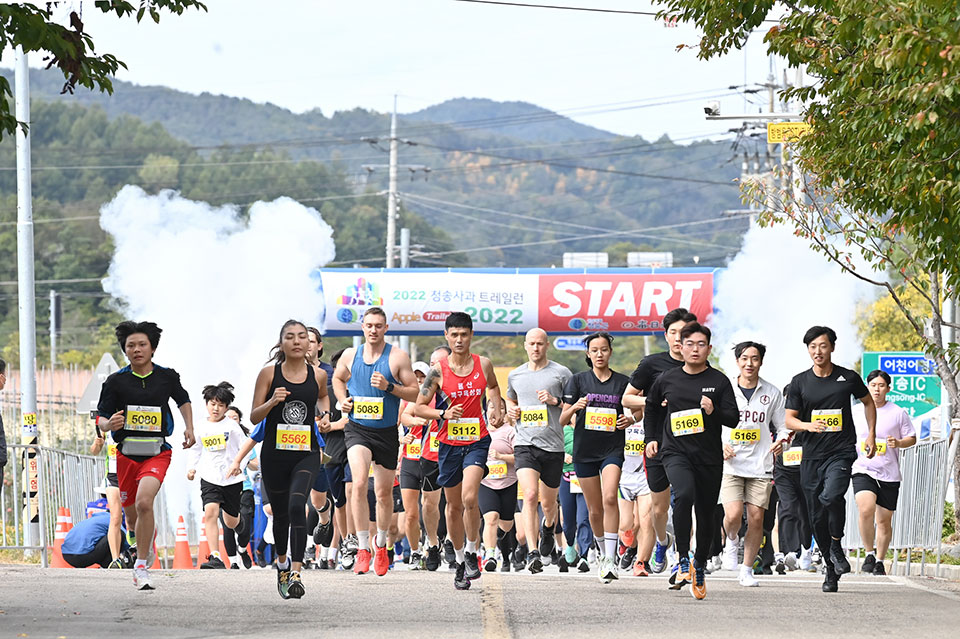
[117,449,172,507]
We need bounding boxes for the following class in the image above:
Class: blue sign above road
[553,336,586,351]
[878,354,937,376]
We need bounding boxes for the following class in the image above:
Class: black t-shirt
[563,369,630,463]
[96,365,191,458]
[644,366,738,466]
[628,351,684,393]
[785,365,868,460]
[324,383,347,466]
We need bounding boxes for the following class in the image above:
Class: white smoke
[100,185,336,528]
[712,222,876,390]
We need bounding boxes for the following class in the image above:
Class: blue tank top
[347,343,400,429]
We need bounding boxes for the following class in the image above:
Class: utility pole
[361,96,429,268]
[15,46,42,560]
[49,289,58,370]
[399,228,411,357]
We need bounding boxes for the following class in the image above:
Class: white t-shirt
[722,377,787,479]
[186,417,247,486]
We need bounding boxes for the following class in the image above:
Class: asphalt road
[1,562,958,638]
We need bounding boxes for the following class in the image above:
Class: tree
[0,0,207,140]
[857,283,930,354]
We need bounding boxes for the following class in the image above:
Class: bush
[945,501,956,540]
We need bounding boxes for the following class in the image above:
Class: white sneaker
[711,555,723,572]
[784,551,798,571]
[798,547,813,571]
[722,538,739,571]
[738,565,759,587]
[133,565,154,590]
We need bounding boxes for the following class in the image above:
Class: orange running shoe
[633,560,649,577]
[691,561,706,600]
[373,543,390,576]
[354,549,371,574]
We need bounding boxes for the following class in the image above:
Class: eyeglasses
[683,341,708,349]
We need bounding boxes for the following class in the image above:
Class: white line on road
[481,572,513,639]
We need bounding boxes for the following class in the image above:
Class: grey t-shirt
[506,360,572,452]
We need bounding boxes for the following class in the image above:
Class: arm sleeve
[784,375,803,412]
[850,370,869,401]
[644,378,665,443]
[169,369,191,407]
[900,408,917,439]
[628,361,650,393]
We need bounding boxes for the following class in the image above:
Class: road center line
[481,572,513,639]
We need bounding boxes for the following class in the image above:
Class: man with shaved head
[505,328,573,572]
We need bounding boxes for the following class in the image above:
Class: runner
[223,405,256,569]
[89,426,124,568]
[228,319,330,599]
[505,328,572,573]
[560,331,632,584]
[187,382,248,569]
[719,341,789,587]
[618,419,654,576]
[785,325,877,593]
[415,311,504,590]
[399,361,432,570]
[332,307,419,577]
[95,321,195,590]
[622,307,697,573]
[774,383,814,573]
[480,411,517,571]
[644,322,738,600]
[852,370,916,575]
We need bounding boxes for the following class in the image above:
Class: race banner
[314,268,716,336]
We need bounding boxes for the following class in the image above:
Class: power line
[454,0,659,17]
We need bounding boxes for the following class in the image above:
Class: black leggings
[775,465,812,554]
[262,453,320,563]
[663,456,723,566]
[63,535,112,568]
[221,489,255,556]
[801,453,854,561]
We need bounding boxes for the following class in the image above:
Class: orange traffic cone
[50,507,70,568]
[173,516,194,569]
[197,526,211,565]
[218,525,231,568]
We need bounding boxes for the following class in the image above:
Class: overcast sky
[34,0,788,140]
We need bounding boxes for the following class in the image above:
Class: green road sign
[861,351,942,418]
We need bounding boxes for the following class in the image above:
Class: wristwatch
[385,382,395,394]
[438,408,446,421]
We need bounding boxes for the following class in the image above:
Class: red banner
[537,272,714,334]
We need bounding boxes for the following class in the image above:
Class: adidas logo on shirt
[837,375,846,381]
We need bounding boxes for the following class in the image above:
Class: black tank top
[262,363,320,458]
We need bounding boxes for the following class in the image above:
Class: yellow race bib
[202,433,226,451]
[353,396,384,420]
[783,447,802,467]
[624,425,645,457]
[860,439,887,455]
[126,405,162,433]
[276,423,310,451]
[449,418,481,442]
[731,428,761,445]
[406,438,422,459]
[486,460,508,479]
[811,409,842,433]
[670,408,704,437]
[429,430,439,453]
[584,406,617,432]
[107,443,118,474]
[519,405,548,428]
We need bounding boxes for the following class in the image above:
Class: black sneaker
[558,555,569,573]
[277,564,292,599]
[483,555,498,572]
[500,559,511,572]
[255,548,267,569]
[239,550,252,570]
[313,519,334,547]
[465,552,481,580]
[230,563,240,570]
[538,520,556,558]
[829,542,851,575]
[619,546,637,571]
[317,557,330,570]
[822,568,839,593]
[872,561,886,576]
[861,554,877,574]
[443,539,456,566]
[577,556,590,573]
[200,554,226,569]
[287,570,305,599]
[454,562,471,590]
[425,545,441,572]
[512,544,528,572]
[526,550,543,574]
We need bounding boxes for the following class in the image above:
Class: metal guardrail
[1,444,49,566]
[843,435,958,578]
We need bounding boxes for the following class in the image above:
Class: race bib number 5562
[277,423,310,451]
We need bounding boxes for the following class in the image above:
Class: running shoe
[327,559,336,570]
[721,538,738,571]
[691,561,706,600]
[822,567,839,593]
[239,549,253,570]
[107,558,124,569]
[598,556,618,584]
[132,565,153,590]
[558,555,569,573]
[784,551,798,571]
[619,545,637,571]
[829,541,851,575]
[454,562,471,590]
[386,548,395,569]
[287,571,305,599]
[354,549,372,575]
[538,520,556,558]
[564,545,578,565]
[526,549,544,574]
[808,547,822,569]
[230,563,239,570]
[313,518,334,548]
[277,564,291,599]
[577,555,590,573]
[345,533,359,554]
[738,565,759,587]
[465,552,481,580]
[512,546,527,572]
[651,532,672,574]
[500,559,511,572]
[633,560,649,577]
[775,557,786,575]
[443,539,456,567]
[873,562,886,576]
[669,557,691,589]
[200,554,226,569]
[861,554,877,574]
[425,545,441,572]
[409,550,425,571]
[483,555,498,572]
[255,548,267,568]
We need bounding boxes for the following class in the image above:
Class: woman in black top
[229,320,329,600]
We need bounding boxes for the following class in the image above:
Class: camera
[704,100,720,116]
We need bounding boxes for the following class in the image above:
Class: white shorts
[618,469,650,501]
